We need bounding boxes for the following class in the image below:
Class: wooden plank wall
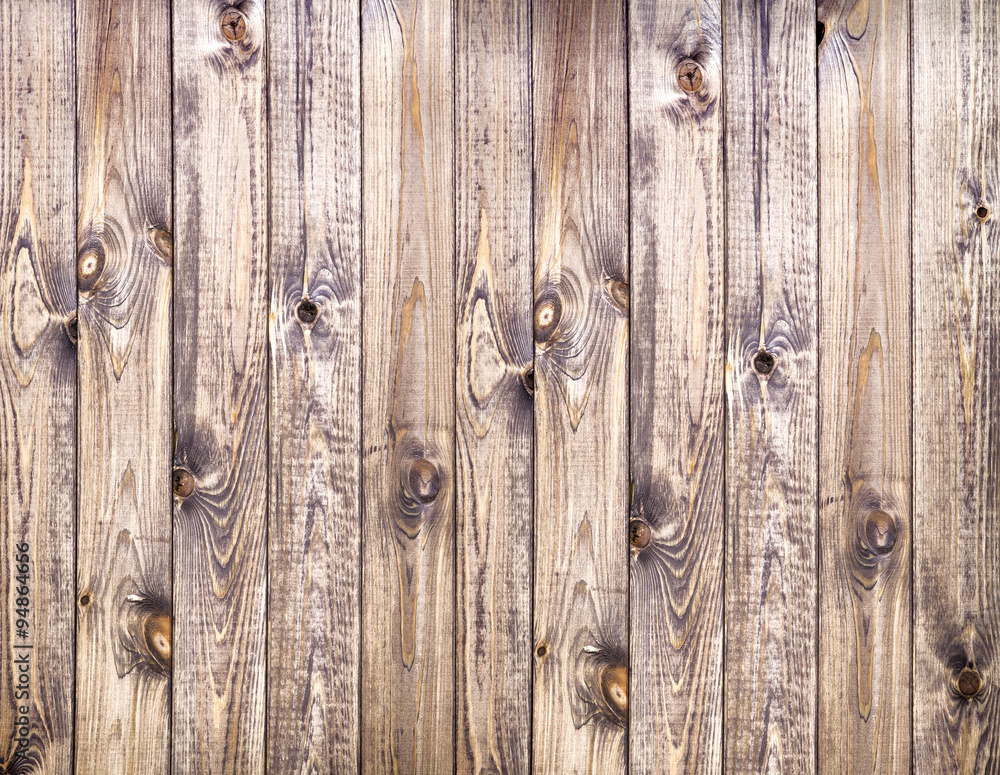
[1,1,999,774]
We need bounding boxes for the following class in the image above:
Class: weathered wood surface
[531,0,630,772]
[360,0,455,771]
[267,0,361,771]
[74,0,173,771]
[723,1,818,772]
[455,0,533,772]
[817,2,911,773]
[171,1,269,771]
[913,0,1000,771]
[0,1,76,772]
[627,1,725,773]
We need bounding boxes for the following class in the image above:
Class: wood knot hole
[817,20,826,46]
[64,312,78,345]
[629,519,651,549]
[533,294,562,342]
[145,614,172,667]
[957,667,982,698]
[407,458,441,504]
[172,468,195,499]
[149,228,173,261]
[221,8,247,41]
[677,59,703,92]
[521,366,535,395]
[865,510,897,555]
[79,593,91,607]
[536,644,547,658]
[976,204,989,221]
[77,245,105,290]
[600,663,628,721]
[752,349,775,376]
[608,278,629,312]
[296,298,319,324]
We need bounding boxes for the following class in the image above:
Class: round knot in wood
[957,667,982,698]
[629,519,651,549]
[221,8,247,41]
[407,458,441,504]
[677,59,704,92]
[864,509,897,555]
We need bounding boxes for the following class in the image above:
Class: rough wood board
[0,1,76,771]
[627,1,725,773]
[723,0,818,772]
[171,2,269,771]
[913,0,1000,770]
[267,0,361,771]
[74,0,173,770]
[455,0,533,772]
[531,0,629,771]
[817,1,911,773]
[360,0,455,771]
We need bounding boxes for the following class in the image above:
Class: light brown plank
[74,0,173,770]
[817,2,911,773]
[455,0,533,772]
[627,2,725,773]
[531,0,629,771]
[360,0,455,770]
[0,1,76,771]
[723,1,818,772]
[171,2,269,770]
[267,0,361,770]
[913,0,1000,770]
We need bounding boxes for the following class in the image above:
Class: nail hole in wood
[173,468,194,499]
[957,667,982,698]
[865,509,897,555]
[753,349,775,376]
[296,298,319,325]
[221,8,247,41]
[629,519,651,549]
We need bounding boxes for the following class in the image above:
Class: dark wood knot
[976,204,989,221]
[957,667,982,698]
[64,312,78,345]
[296,298,319,325]
[752,349,775,376]
[172,468,195,499]
[145,613,172,668]
[535,644,547,658]
[534,293,562,342]
[600,663,628,722]
[607,278,629,313]
[521,366,535,395]
[864,509,897,555]
[407,458,441,504]
[79,592,92,607]
[629,519,651,549]
[221,8,247,41]
[77,243,105,291]
[677,59,704,93]
[817,20,826,46]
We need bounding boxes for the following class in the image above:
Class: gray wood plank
[0,1,76,771]
[817,2,911,773]
[74,0,173,770]
[267,0,362,771]
[627,1,725,772]
[723,1,819,772]
[360,0,456,770]
[913,0,1000,770]
[455,0,533,771]
[531,0,629,771]
[171,2,269,770]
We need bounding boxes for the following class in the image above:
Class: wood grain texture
[0,1,76,772]
[171,2,268,771]
[627,2,725,773]
[360,0,455,771]
[816,2,911,773]
[74,0,173,770]
[267,0,361,771]
[913,0,1000,771]
[531,0,629,771]
[455,0,533,772]
[723,1,818,772]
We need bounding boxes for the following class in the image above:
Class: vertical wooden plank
[171,2,268,771]
[816,2,911,773]
[0,2,75,772]
[723,1,818,773]
[913,0,1000,770]
[455,0,533,772]
[531,0,629,771]
[360,0,455,771]
[73,0,173,770]
[267,0,361,770]
[627,2,725,773]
